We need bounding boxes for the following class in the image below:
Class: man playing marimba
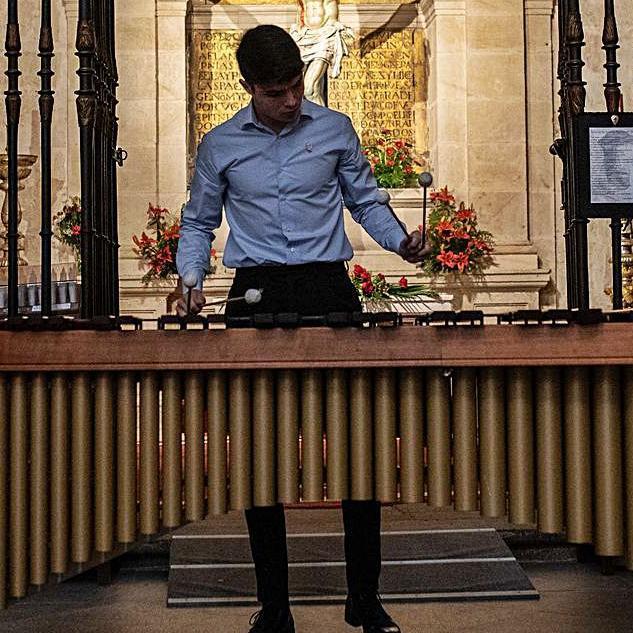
[176,24,429,633]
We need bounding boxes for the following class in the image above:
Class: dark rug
[167,528,538,607]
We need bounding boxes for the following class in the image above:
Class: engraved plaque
[328,29,420,148]
[189,30,249,146]
[188,27,425,175]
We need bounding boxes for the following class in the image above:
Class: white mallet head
[376,189,391,205]
[244,288,263,305]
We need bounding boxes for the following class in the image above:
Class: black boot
[344,593,401,633]
[248,604,295,633]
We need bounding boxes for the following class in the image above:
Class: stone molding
[188,4,421,30]
[61,0,77,19]
[157,0,189,18]
[524,0,556,17]
[418,0,466,29]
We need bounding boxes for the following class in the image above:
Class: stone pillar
[419,0,468,196]
[156,0,188,214]
[524,0,558,308]
[464,0,529,244]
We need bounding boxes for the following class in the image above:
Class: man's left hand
[398,230,432,263]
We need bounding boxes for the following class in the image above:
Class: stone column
[464,0,529,244]
[156,0,188,214]
[524,0,558,308]
[419,0,468,196]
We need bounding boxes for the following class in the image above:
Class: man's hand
[176,289,206,317]
[398,230,432,263]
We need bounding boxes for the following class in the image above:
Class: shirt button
[290,247,295,253]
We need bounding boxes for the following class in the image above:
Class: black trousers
[226,262,382,607]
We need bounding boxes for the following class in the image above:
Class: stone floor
[2,505,633,632]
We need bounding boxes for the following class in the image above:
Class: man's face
[241,73,305,131]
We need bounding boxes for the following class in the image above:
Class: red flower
[451,229,470,240]
[430,187,455,204]
[386,160,395,167]
[395,140,404,149]
[437,250,457,269]
[435,219,454,235]
[456,207,474,221]
[71,225,81,236]
[399,276,408,288]
[361,280,375,296]
[454,252,470,272]
[386,147,395,157]
[404,166,413,174]
[147,203,166,219]
[211,248,217,258]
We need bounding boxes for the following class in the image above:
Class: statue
[290,0,353,106]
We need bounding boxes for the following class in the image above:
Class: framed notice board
[574,112,633,219]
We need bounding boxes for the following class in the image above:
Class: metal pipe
[277,370,299,504]
[139,372,160,535]
[350,369,372,500]
[207,371,227,516]
[253,370,275,507]
[398,368,424,503]
[185,371,205,520]
[162,372,182,528]
[478,368,506,517]
[374,368,397,502]
[426,369,451,507]
[563,366,592,543]
[50,374,69,573]
[326,369,348,501]
[452,368,478,512]
[301,369,323,502]
[71,373,92,563]
[30,373,49,584]
[9,374,28,597]
[507,367,535,526]
[94,372,114,553]
[229,371,251,510]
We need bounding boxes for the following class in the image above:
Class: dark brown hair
[237,25,304,86]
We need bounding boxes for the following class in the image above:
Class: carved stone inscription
[189,28,421,168]
[189,30,249,149]
[328,29,418,146]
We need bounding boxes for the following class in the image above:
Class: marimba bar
[1,310,633,609]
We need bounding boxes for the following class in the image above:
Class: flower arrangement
[363,130,418,188]
[132,203,216,285]
[351,264,439,305]
[53,196,82,265]
[421,187,494,276]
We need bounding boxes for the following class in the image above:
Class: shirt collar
[239,98,314,132]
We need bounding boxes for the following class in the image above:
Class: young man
[176,24,428,633]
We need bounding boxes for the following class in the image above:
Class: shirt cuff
[180,269,204,291]
[385,224,407,254]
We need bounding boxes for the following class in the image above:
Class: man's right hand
[176,289,206,317]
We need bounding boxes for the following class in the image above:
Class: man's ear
[240,79,254,96]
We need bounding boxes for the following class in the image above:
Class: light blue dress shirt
[176,98,407,287]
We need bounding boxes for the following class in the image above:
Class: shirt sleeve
[176,135,226,290]
[336,117,407,254]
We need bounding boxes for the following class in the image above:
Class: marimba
[1,309,633,609]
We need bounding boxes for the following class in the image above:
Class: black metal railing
[552,0,632,309]
[2,0,122,326]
